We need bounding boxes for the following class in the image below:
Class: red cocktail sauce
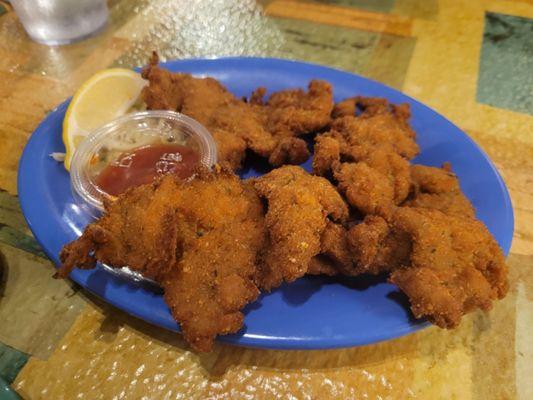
[95,144,200,196]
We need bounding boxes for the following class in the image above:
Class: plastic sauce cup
[70,110,217,216]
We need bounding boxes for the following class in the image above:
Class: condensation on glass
[11,0,108,45]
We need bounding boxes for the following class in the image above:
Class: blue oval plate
[18,58,513,350]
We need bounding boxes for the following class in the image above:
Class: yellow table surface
[0,0,531,398]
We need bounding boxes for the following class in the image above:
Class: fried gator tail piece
[253,165,348,290]
[141,52,333,170]
[309,96,508,327]
[58,167,265,352]
[57,63,509,351]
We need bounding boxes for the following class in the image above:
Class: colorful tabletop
[0,0,531,399]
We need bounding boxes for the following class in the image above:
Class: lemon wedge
[62,68,146,170]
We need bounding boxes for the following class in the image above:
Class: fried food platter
[18,58,513,350]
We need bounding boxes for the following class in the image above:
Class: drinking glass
[10,0,109,45]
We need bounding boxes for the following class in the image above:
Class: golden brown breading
[161,171,265,352]
[329,97,419,159]
[364,147,412,204]
[347,215,411,275]
[253,166,348,290]
[313,135,341,176]
[258,80,333,165]
[58,168,265,352]
[142,55,274,170]
[251,80,333,138]
[307,221,358,277]
[307,255,341,276]
[403,164,476,218]
[334,162,395,217]
[58,176,184,281]
[142,54,333,169]
[319,221,353,270]
[267,137,310,167]
[333,97,396,119]
[389,207,508,328]
[309,215,411,277]
[313,97,418,216]
[332,206,508,327]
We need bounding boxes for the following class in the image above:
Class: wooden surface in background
[0,0,531,398]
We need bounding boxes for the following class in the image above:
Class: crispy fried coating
[250,80,333,138]
[334,162,395,218]
[309,215,411,277]
[59,168,265,352]
[347,215,412,275]
[58,176,184,281]
[313,135,341,176]
[313,97,418,215]
[338,207,508,327]
[404,164,476,218]
[339,206,507,326]
[267,137,310,167]
[307,221,356,277]
[313,116,417,176]
[142,55,273,170]
[142,54,332,169]
[323,177,506,327]
[319,221,353,270]
[327,143,411,216]
[306,221,356,277]
[307,255,341,276]
[161,171,265,351]
[253,166,348,290]
[333,97,397,119]
[328,97,419,160]
[389,207,508,328]
[335,143,410,214]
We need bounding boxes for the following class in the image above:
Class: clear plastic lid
[70,110,217,216]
